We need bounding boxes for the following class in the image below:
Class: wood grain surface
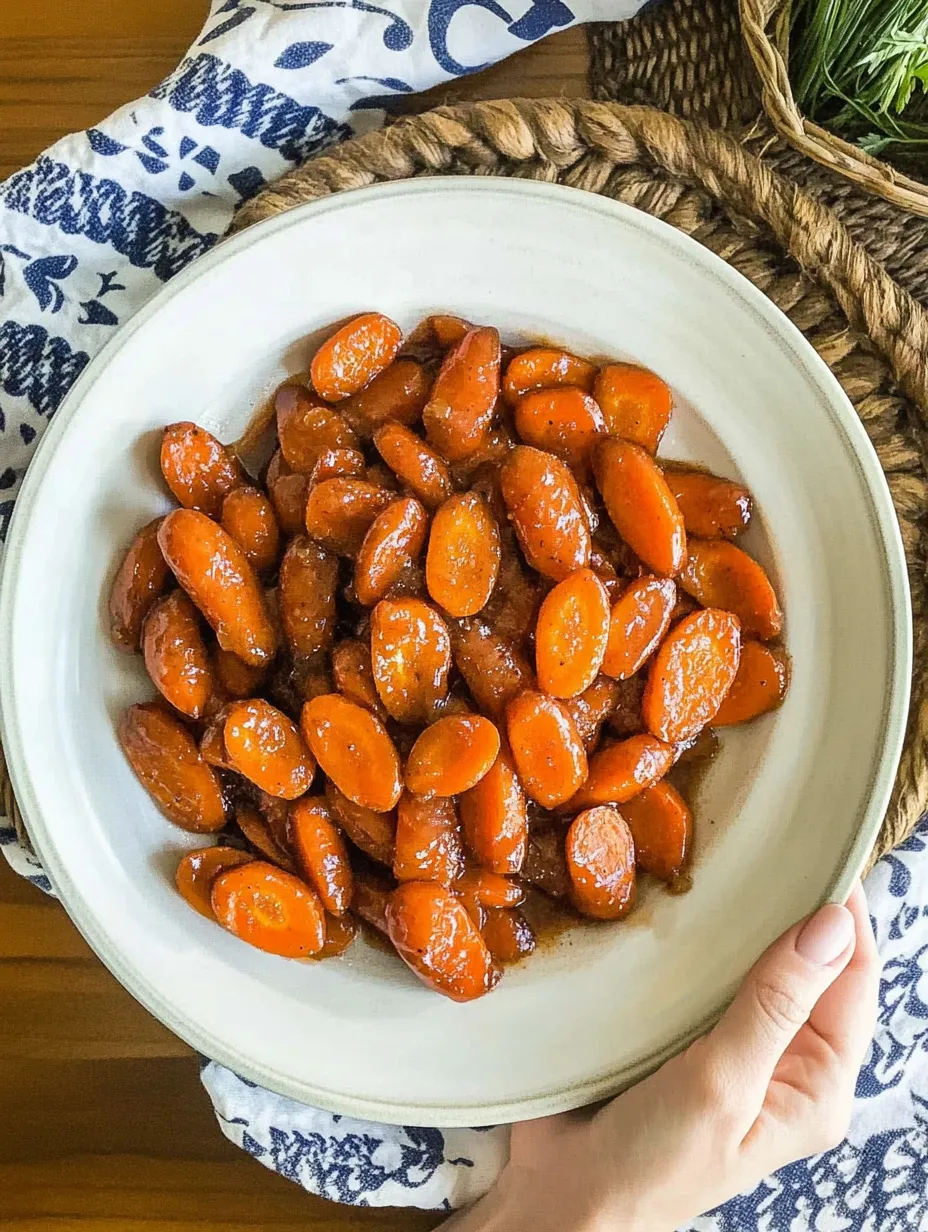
[0,1,588,1228]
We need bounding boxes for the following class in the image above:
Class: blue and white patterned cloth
[1,0,928,1223]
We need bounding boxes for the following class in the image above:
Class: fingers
[806,884,880,1068]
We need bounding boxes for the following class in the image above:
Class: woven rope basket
[739,0,928,218]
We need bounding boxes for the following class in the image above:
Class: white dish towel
[1,1,928,1223]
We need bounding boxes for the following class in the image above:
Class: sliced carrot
[513,387,605,470]
[301,694,402,812]
[394,793,464,886]
[211,861,326,958]
[593,438,686,577]
[213,647,266,700]
[265,450,309,535]
[620,780,692,882]
[481,907,536,963]
[310,312,403,402]
[199,706,234,769]
[304,478,394,556]
[309,447,367,484]
[235,804,296,872]
[503,348,597,404]
[160,422,245,517]
[176,846,254,919]
[355,497,429,607]
[405,715,501,799]
[565,675,622,750]
[275,384,358,473]
[221,485,281,574]
[426,491,501,618]
[663,467,752,540]
[325,780,396,866]
[566,733,674,810]
[372,421,454,510]
[331,639,385,717]
[535,568,611,699]
[642,608,742,743]
[278,535,338,661]
[459,745,528,875]
[602,576,677,680]
[506,690,588,808]
[224,699,316,800]
[456,867,524,909]
[370,598,451,723]
[353,869,395,934]
[448,617,535,719]
[386,881,500,1002]
[427,313,473,349]
[312,911,359,959]
[422,326,501,462]
[142,590,214,719]
[119,703,226,832]
[499,446,591,581]
[593,363,672,453]
[712,640,790,726]
[679,539,783,640]
[566,806,637,920]
[290,796,355,915]
[342,358,431,433]
[108,517,169,652]
[523,828,572,900]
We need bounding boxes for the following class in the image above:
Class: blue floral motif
[275,40,333,68]
[0,321,89,416]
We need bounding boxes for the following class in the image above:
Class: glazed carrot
[422,326,501,461]
[353,868,395,934]
[426,492,501,618]
[235,804,296,872]
[312,911,359,958]
[406,715,501,799]
[275,383,359,473]
[372,422,454,510]
[278,535,338,661]
[370,598,451,723]
[158,509,277,667]
[265,449,308,535]
[605,675,646,738]
[593,438,686,577]
[301,694,402,812]
[304,478,394,556]
[309,447,367,485]
[564,675,622,751]
[386,881,500,1002]
[290,796,355,915]
[425,313,473,349]
[592,363,672,453]
[343,359,431,433]
[663,467,752,540]
[566,806,636,920]
[459,744,528,875]
[679,539,783,640]
[331,639,385,717]
[394,792,465,886]
[108,517,169,652]
[355,497,429,607]
[565,733,675,810]
[642,608,742,742]
[221,485,281,574]
[325,781,396,866]
[481,907,536,963]
[119,702,226,832]
[213,647,266,699]
[199,707,233,769]
[502,348,597,404]
[535,568,611,699]
[212,861,326,958]
[514,387,605,468]
[506,690,588,808]
[602,576,677,680]
[310,312,403,402]
[176,846,254,920]
[481,542,545,644]
[224,699,316,799]
[160,421,245,517]
[523,828,572,900]
[142,590,214,719]
[448,617,535,719]
[500,446,591,580]
[620,780,692,882]
[456,867,524,909]
[712,640,789,726]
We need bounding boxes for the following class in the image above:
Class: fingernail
[796,904,855,966]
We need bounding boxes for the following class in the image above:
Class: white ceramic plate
[0,179,911,1127]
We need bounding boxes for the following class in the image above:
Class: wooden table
[0,3,588,1228]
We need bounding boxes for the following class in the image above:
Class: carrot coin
[275,383,358,473]
[422,326,501,461]
[310,312,403,402]
[620,780,692,881]
[224,699,316,799]
[301,694,402,812]
[679,539,783,640]
[394,793,465,886]
[108,517,169,652]
[481,907,536,963]
[566,806,636,920]
[160,421,245,517]
[176,846,254,920]
[213,647,266,699]
[312,911,359,959]
[514,387,605,469]
[304,477,394,556]
[405,715,501,798]
[212,861,326,958]
[449,617,535,718]
[386,881,500,1002]
[199,705,234,769]
[290,796,355,915]
[142,590,214,719]
[355,497,429,607]
[459,744,528,875]
[353,869,394,934]
[456,867,524,909]
[712,639,789,726]
[309,447,367,485]
[426,491,501,618]
[500,446,591,580]
[370,598,451,723]
[642,608,742,743]
[221,485,281,574]
[331,639,385,716]
[372,422,454,510]
[119,702,226,832]
[325,780,396,866]
[424,313,473,349]
[503,348,597,404]
[593,438,686,577]
[343,358,431,434]
[602,576,677,680]
[535,568,611,699]
[565,675,622,750]
[235,804,296,872]
[265,450,308,535]
[278,535,338,661]
[566,733,675,810]
[663,467,752,540]
[593,363,672,453]
[506,690,588,808]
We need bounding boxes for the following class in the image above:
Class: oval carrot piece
[213,647,266,700]
[304,478,394,556]
[506,690,588,808]
[235,804,296,872]
[278,535,338,661]
[221,485,281,574]
[422,326,501,462]
[343,358,431,434]
[353,869,394,934]
[592,363,672,453]
[679,539,783,640]
[301,694,402,812]
[141,590,213,719]
[712,639,790,726]
[481,907,536,963]
[331,639,385,717]
[593,438,686,577]
[176,846,254,920]
[459,744,528,875]
[503,348,597,404]
[642,608,742,743]
[370,598,451,723]
[426,492,501,618]
[275,383,359,473]
[565,733,675,810]
[325,780,396,866]
[290,796,355,915]
[663,467,752,540]
[212,861,326,958]
[119,702,226,832]
[456,867,524,909]
[406,715,501,799]
[312,911,359,959]
[449,617,535,719]
[372,422,454,510]
[224,699,316,799]
[265,450,309,536]
[535,568,611,699]
[355,497,429,607]
[565,675,622,751]
[109,517,170,652]
[394,792,464,887]
[426,313,473,349]
[620,780,692,882]
[310,312,403,402]
[158,509,277,667]
[602,576,677,681]
[160,421,245,517]
[386,881,500,1002]
[500,446,591,580]
[514,387,605,469]
[566,806,636,920]
[309,447,367,485]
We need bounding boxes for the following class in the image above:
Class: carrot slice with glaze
[290,796,355,915]
[514,387,605,468]
[426,491,501,618]
[301,694,402,812]
[712,640,790,726]
[602,576,677,681]
[506,690,587,808]
[678,539,782,640]
[224,699,316,800]
[503,348,597,404]
[422,326,501,462]
[386,881,500,1002]
[566,806,637,920]
[642,608,742,743]
[394,793,464,887]
[663,467,752,540]
[405,715,501,799]
[176,846,254,920]
[566,733,675,810]
[310,312,403,402]
[534,567,611,699]
[481,907,536,963]
[459,744,528,875]
[211,861,326,958]
[592,363,672,453]
[620,780,692,881]
[593,438,686,577]
[160,422,245,517]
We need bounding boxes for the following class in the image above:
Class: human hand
[445,883,879,1232]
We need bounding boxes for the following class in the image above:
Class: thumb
[704,903,856,1103]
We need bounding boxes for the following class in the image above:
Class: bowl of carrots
[0,178,910,1125]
